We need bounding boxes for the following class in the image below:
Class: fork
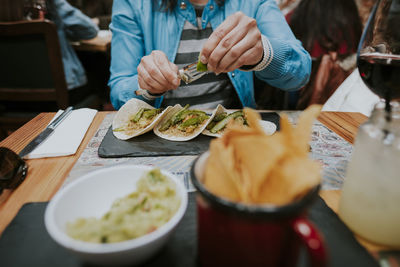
[135,61,208,96]
[178,61,209,84]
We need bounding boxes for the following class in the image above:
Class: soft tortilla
[112,98,171,140]
[202,105,276,137]
[154,104,216,141]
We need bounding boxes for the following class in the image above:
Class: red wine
[358,53,400,104]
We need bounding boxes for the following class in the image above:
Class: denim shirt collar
[174,0,222,29]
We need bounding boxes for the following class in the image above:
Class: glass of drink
[338,102,400,247]
[339,0,400,248]
[357,0,400,109]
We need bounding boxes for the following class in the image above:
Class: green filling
[196,53,208,72]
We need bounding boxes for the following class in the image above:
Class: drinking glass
[357,0,400,112]
[338,102,400,247]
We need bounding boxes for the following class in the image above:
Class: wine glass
[357,0,400,114]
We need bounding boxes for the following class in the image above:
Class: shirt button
[180,2,187,9]
[209,5,214,10]
[231,73,235,77]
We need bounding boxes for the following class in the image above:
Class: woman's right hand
[137,50,180,95]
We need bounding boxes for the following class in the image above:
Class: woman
[108,0,311,110]
[288,0,362,58]
[287,0,363,108]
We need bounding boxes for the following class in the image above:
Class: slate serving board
[0,194,379,267]
[98,112,281,158]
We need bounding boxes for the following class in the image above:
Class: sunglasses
[0,147,28,195]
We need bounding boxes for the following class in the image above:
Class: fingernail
[173,78,179,85]
[201,55,207,64]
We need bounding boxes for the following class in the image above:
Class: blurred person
[286,0,363,108]
[0,0,99,107]
[68,0,113,29]
[288,0,362,59]
[109,0,311,110]
[44,0,99,100]
[65,0,113,106]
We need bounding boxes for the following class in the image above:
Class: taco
[112,98,171,140]
[202,105,277,137]
[153,104,215,141]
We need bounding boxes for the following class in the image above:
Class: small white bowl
[45,165,188,266]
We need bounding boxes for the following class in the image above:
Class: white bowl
[45,165,188,266]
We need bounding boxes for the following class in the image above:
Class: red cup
[190,152,327,267]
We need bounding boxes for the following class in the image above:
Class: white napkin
[25,108,97,159]
[322,69,379,117]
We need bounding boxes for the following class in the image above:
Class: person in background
[288,0,362,59]
[109,0,311,110]
[0,0,99,105]
[44,0,99,103]
[286,0,363,109]
[68,0,113,30]
[65,0,113,109]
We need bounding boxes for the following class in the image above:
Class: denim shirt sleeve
[108,0,148,110]
[54,0,99,41]
[255,0,311,91]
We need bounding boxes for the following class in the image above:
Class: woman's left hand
[200,12,264,74]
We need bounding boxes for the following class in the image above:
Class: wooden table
[71,30,111,53]
[1,111,389,254]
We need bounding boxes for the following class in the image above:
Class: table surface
[0,111,392,255]
[71,31,111,53]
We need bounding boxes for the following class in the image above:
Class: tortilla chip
[203,141,242,202]
[294,104,322,155]
[257,156,321,205]
[230,134,287,202]
[243,108,263,134]
[202,106,322,206]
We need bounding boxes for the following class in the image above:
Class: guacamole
[66,169,180,243]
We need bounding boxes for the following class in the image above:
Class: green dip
[66,169,181,243]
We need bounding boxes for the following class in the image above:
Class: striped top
[162,5,241,109]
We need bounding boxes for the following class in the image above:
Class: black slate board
[0,194,379,267]
[98,112,281,158]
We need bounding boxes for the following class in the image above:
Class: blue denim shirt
[109,0,311,110]
[52,0,98,90]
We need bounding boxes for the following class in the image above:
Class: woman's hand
[137,50,180,94]
[200,12,264,74]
